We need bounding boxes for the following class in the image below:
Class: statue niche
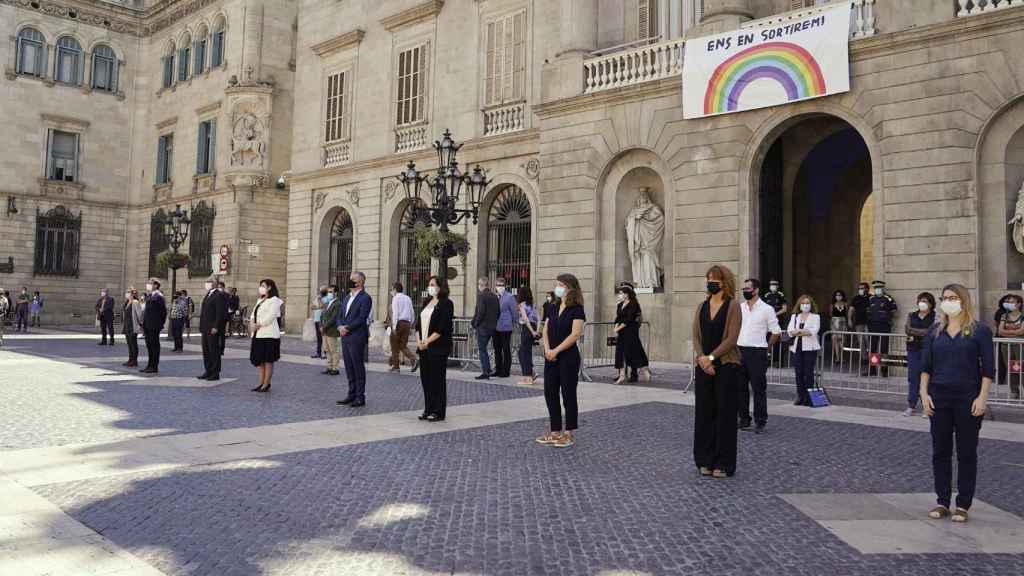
[624,187,665,291]
[1009,180,1024,256]
[230,112,266,169]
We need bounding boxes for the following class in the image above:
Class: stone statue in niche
[1010,180,1024,255]
[625,187,665,290]
[230,112,266,168]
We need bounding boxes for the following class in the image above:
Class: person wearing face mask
[320,286,343,376]
[122,289,143,367]
[15,287,29,333]
[471,277,499,380]
[787,295,821,407]
[762,280,788,368]
[337,272,372,407]
[30,291,43,327]
[169,291,190,352]
[182,290,194,340]
[516,286,540,385]
[250,279,283,392]
[95,288,116,345]
[493,278,518,379]
[921,284,993,524]
[140,279,167,374]
[850,282,871,369]
[692,265,742,477]
[996,294,1024,400]
[387,282,418,373]
[311,286,327,359]
[0,288,8,346]
[197,277,227,381]
[829,290,849,365]
[864,280,898,377]
[613,284,650,385]
[537,274,586,448]
[904,292,937,416]
[736,278,781,432]
[415,276,454,422]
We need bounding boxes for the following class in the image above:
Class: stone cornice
[143,0,220,36]
[40,113,91,130]
[195,100,221,116]
[534,78,679,120]
[380,0,444,32]
[1,0,142,36]
[311,29,365,57]
[155,116,178,130]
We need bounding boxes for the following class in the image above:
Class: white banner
[682,3,851,119]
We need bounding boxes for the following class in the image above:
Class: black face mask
[347,280,357,290]
[742,289,755,300]
[707,282,722,295]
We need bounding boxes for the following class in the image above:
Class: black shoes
[140,367,158,374]
[321,369,340,376]
[411,360,420,373]
[337,398,354,405]
[425,414,444,422]
[206,374,220,381]
[418,413,429,420]
[98,341,107,346]
[475,373,490,380]
[197,373,210,379]
[350,400,365,407]
[737,420,752,430]
[754,424,766,434]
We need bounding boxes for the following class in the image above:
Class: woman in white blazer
[788,294,821,407]
[249,278,283,392]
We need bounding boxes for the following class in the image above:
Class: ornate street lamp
[396,130,490,282]
[164,204,191,297]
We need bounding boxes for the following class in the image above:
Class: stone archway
[316,204,357,292]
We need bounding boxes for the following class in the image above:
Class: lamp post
[396,129,490,282]
[164,204,192,297]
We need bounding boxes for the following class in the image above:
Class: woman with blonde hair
[537,273,586,448]
[692,264,742,478]
[920,284,993,523]
[788,294,821,407]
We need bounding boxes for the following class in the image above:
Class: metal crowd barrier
[993,337,1024,407]
[578,321,651,382]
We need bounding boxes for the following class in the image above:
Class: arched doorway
[328,208,353,290]
[756,115,874,306]
[394,200,431,302]
[484,185,532,293]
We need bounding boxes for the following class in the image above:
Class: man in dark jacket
[471,277,500,380]
[141,278,167,374]
[95,288,116,345]
[197,277,227,381]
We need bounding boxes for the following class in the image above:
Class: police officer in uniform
[864,280,898,377]
[763,280,788,368]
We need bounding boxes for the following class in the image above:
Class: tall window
[396,44,428,126]
[55,37,83,85]
[188,201,216,278]
[329,209,354,291]
[47,130,79,182]
[162,43,175,88]
[178,34,191,82]
[148,208,170,278]
[34,205,81,277]
[325,70,350,143]
[196,119,216,174]
[15,28,46,77]
[211,18,225,67]
[156,134,174,184]
[638,0,658,41]
[397,201,430,303]
[484,11,526,107]
[485,186,532,293]
[194,27,208,75]
[91,45,117,92]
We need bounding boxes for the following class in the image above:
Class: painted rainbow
[703,41,826,115]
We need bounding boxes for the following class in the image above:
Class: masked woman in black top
[613,284,650,384]
[829,290,849,364]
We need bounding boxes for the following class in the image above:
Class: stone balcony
[957,0,1024,17]
[482,101,527,137]
[323,140,351,168]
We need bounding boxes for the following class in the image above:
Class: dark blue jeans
[791,350,817,405]
[342,335,368,402]
[476,330,493,374]
[906,349,922,409]
[518,325,535,377]
[930,396,982,510]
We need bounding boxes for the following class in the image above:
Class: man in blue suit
[337,271,372,407]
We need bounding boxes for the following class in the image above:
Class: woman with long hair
[921,284,993,523]
[122,288,143,367]
[516,286,540,385]
[415,275,454,422]
[537,273,586,448]
[829,290,848,364]
[787,294,821,407]
[692,264,742,478]
[613,284,651,384]
[249,279,283,392]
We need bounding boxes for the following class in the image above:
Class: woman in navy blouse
[920,284,993,523]
[537,273,586,448]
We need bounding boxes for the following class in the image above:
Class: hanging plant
[156,250,190,271]
[412,224,471,265]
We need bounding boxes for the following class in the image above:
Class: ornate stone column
[688,0,753,37]
[542,0,597,102]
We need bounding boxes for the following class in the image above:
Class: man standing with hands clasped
[493,277,518,378]
[198,277,227,381]
[337,272,372,407]
[140,279,167,374]
[471,277,499,380]
[737,278,782,434]
[96,288,116,346]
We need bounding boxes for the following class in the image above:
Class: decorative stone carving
[384,180,400,203]
[1,0,139,36]
[523,158,540,180]
[347,188,360,206]
[625,187,665,290]
[1009,180,1024,255]
[314,191,327,211]
[38,179,85,200]
[230,112,266,168]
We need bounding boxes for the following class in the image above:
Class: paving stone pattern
[34,403,1024,576]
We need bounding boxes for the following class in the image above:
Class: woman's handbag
[606,336,618,347]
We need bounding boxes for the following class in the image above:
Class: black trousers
[517,325,535,377]
[314,321,323,356]
[543,350,581,432]
[792,350,817,404]
[493,330,513,377]
[931,396,983,510]
[342,335,368,402]
[171,318,185,350]
[125,333,138,364]
[100,316,115,343]
[738,347,768,425]
[202,330,222,376]
[694,363,740,475]
[419,351,448,418]
[143,329,161,369]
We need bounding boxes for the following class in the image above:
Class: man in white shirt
[387,282,418,372]
[737,278,782,434]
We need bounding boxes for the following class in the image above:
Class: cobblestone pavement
[32,402,1024,576]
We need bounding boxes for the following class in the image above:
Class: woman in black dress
[829,290,849,364]
[692,264,742,478]
[415,275,454,422]
[249,279,283,392]
[613,284,650,384]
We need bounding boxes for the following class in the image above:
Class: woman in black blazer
[416,275,454,422]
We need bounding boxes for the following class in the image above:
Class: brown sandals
[928,506,950,519]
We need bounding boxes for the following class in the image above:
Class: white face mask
[554,286,567,299]
[918,302,930,312]
[205,282,214,291]
[496,286,506,294]
[800,303,811,313]
[617,293,626,302]
[124,292,132,300]
[874,288,883,297]
[145,284,154,292]
[940,299,962,317]
[1005,302,1018,312]
[769,285,778,293]
[858,289,866,296]
[427,286,439,297]
[258,286,268,296]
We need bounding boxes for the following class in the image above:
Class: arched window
[148,208,170,278]
[162,42,175,88]
[15,28,46,77]
[211,16,226,68]
[188,200,216,278]
[177,33,191,82]
[193,25,208,75]
[55,37,83,85]
[396,201,431,302]
[91,44,117,92]
[329,209,354,290]
[34,205,81,277]
[485,186,532,292]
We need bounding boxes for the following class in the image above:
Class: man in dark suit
[95,288,116,345]
[218,281,231,352]
[197,277,227,381]
[471,277,500,380]
[141,278,167,374]
[337,271,372,407]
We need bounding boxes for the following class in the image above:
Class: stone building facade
[4,0,1024,363]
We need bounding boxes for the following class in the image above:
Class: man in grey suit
[471,277,500,380]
